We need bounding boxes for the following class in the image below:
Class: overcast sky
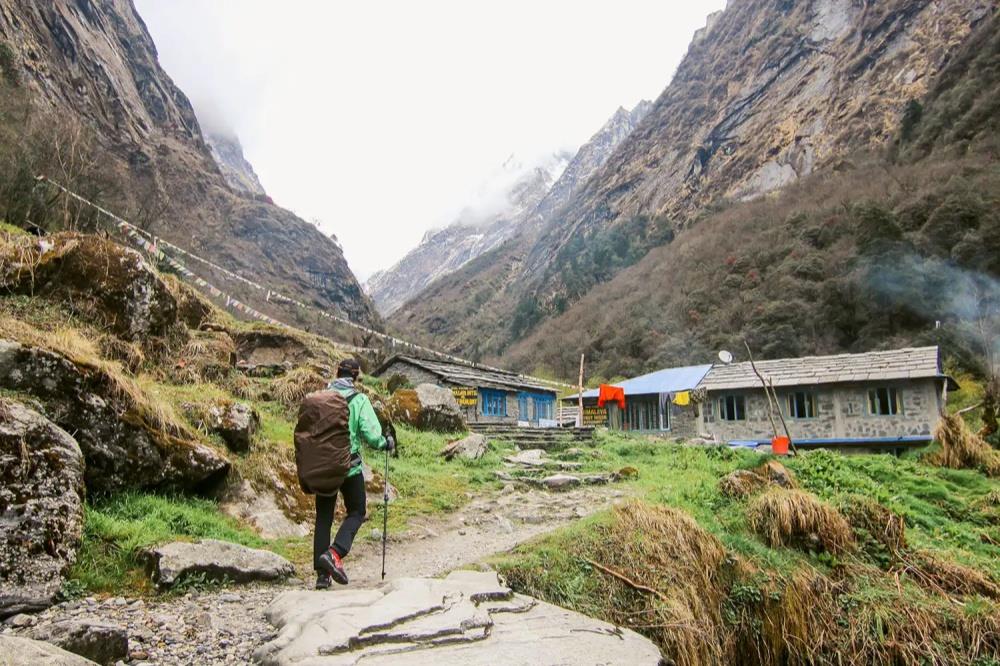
[134,1,727,281]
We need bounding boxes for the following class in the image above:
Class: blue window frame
[481,389,508,417]
[533,395,555,421]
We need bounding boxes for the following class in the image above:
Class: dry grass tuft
[927,412,1000,476]
[895,551,1000,599]
[748,488,855,555]
[719,469,770,498]
[587,501,728,665]
[272,367,326,408]
[719,461,797,498]
[173,330,236,383]
[841,495,907,558]
[98,335,146,373]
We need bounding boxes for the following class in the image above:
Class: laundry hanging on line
[598,384,626,409]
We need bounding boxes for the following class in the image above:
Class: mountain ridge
[0,0,378,329]
[373,100,651,318]
[389,0,994,370]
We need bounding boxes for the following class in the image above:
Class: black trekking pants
[313,471,366,570]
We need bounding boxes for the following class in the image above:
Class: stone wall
[698,379,943,443]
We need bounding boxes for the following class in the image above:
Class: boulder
[146,539,295,587]
[503,449,548,467]
[253,570,661,665]
[219,480,309,539]
[2,233,177,341]
[0,400,85,619]
[757,460,797,488]
[388,384,465,432]
[0,635,99,665]
[440,433,489,461]
[28,620,128,665]
[540,474,582,491]
[199,401,259,453]
[0,340,230,494]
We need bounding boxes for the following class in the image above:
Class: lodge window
[719,395,746,421]
[868,387,901,416]
[624,397,666,431]
[534,396,554,421]
[481,389,508,417]
[787,391,816,419]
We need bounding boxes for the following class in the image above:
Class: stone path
[1,485,629,665]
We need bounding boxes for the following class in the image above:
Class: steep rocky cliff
[205,131,267,198]
[389,0,994,366]
[0,0,377,327]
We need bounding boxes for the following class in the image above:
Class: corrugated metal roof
[698,346,946,391]
[375,355,558,394]
[569,364,713,399]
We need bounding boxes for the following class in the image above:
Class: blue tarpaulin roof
[569,364,713,400]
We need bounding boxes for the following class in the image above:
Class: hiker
[295,358,395,589]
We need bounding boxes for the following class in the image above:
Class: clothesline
[36,175,573,389]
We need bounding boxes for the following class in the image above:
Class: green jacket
[331,378,387,477]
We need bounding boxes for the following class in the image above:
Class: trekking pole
[381,438,391,580]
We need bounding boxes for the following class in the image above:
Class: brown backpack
[294,390,360,496]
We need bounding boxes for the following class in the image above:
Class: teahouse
[567,365,712,437]
[567,347,956,451]
[697,346,956,449]
[374,355,560,426]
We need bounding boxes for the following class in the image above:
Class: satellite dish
[718,350,734,364]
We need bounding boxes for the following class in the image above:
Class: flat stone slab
[0,634,99,665]
[147,539,294,587]
[254,570,660,665]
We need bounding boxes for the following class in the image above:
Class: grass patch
[360,425,509,540]
[71,492,273,595]
[492,433,1000,664]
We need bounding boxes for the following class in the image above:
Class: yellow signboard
[582,406,608,426]
[452,387,478,407]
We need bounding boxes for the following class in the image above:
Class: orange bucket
[771,436,790,456]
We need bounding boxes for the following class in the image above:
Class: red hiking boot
[318,547,349,585]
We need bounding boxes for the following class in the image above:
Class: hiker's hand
[384,436,396,455]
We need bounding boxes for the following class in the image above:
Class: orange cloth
[597,384,625,409]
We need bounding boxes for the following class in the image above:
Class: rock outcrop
[388,384,465,432]
[146,539,295,588]
[0,340,230,494]
[220,480,310,540]
[0,635,99,665]
[2,233,177,342]
[0,399,85,618]
[188,400,259,453]
[253,570,662,665]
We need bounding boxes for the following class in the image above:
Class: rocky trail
[2,484,632,665]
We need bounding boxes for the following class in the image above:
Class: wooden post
[744,341,779,439]
[577,353,585,428]
[768,377,797,455]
